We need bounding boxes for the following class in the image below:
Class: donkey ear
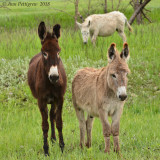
[108,43,116,63]
[76,21,82,29]
[120,42,130,61]
[53,24,61,39]
[38,21,47,41]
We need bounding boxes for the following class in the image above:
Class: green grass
[0,0,160,159]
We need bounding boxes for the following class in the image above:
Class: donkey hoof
[79,143,83,149]
[60,143,65,153]
[104,149,110,154]
[114,148,120,153]
[44,152,49,157]
[51,137,56,144]
[85,142,91,148]
[43,145,49,156]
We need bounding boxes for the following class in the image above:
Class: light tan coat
[76,11,132,44]
[72,43,130,153]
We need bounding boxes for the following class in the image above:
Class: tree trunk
[129,0,151,25]
[134,0,142,24]
[88,0,91,15]
[104,0,107,13]
[111,0,114,11]
[75,0,79,30]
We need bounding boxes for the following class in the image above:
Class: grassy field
[0,0,160,159]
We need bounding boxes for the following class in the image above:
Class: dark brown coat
[28,22,67,155]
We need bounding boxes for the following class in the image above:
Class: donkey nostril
[119,95,127,101]
[49,75,59,82]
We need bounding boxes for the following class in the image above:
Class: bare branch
[111,0,114,11]
[142,10,152,23]
[116,0,122,11]
[144,8,151,12]
[129,0,151,25]
[104,0,107,13]
[77,12,84,22]
[75,0,79,30]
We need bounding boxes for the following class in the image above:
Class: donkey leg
[111,109,123,153]
[56,98,65,153]
[118,31,126,42]
[75,107,86,148]
[99,109,111,153]
[50,103,57,143]
[112,121,120,153]
[38,99,49,156]
[90,32,93,42]
[91,32,98,45]
[86,115,94,148]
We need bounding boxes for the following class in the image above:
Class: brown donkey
[72,43,130,153]
[27,22,67,155]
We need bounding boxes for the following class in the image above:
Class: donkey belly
[98,26,116,37]
[96,20,117,37]
[80,104,99,117]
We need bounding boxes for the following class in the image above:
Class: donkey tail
[126,20,133,32]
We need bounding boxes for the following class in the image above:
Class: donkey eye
[111,74,116,78]
[57,52,60,58]
[42,52,48,59]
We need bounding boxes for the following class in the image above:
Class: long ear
[108,43,116,63]
[38,21,47,41]
[53,24,61,39]
[76,21,82,29]
[120,42,130,61]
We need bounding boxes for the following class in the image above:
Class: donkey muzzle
[48,65,59,83]
[49,75,59,83]
[119,94,127,101]
[117,86,127,101]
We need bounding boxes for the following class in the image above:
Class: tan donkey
[72,43,130,153]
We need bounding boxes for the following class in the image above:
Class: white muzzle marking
[117,86,126,98]
[48,65,58,78]
[82,32,89,43]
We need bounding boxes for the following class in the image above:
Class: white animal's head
[76,21,90,44]
[107,43,130,101]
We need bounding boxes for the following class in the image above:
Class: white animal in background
[76,11,132,45]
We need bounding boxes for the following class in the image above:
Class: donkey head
[107,43,130,101]
[76,20,90,44]
[38,22,61,84]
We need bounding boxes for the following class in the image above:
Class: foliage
[0,0,160,159]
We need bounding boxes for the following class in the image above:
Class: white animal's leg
[90,32,93,41]
[75,108,86,148]
[118,31,126,42]
[86,115,94,148]
[111,108,123,152]
[91,32,98,45]
[99,109,111,153]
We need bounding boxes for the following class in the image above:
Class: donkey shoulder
[29,52,41,65]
